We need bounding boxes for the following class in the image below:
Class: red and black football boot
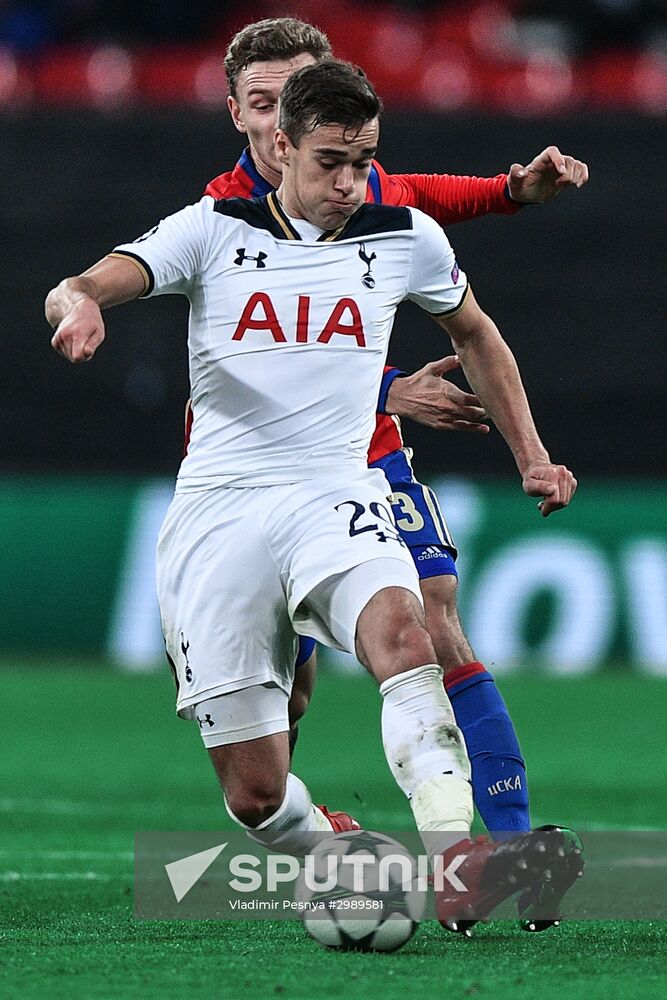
[435,827,583,935]
[316,805,362,833]
[517,826,585,931]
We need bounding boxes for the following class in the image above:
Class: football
[295,831,425,953]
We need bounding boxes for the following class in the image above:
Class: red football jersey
[190,149,518,463]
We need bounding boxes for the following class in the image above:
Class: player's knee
[226,780,286,828]
[381,616,435,671]
[399,623,435,668]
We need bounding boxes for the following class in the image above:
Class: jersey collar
[238,148,274,198]
[266,191,352,242]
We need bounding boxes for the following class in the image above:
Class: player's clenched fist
[521,462,578,517]
[46,256,146,362]
[50,298,106,363]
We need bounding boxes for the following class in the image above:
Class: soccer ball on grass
[295,830,425,952]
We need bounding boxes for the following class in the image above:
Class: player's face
[229,54,318,183]
[275,120,379,231]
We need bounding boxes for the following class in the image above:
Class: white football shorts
[156,469,421,719]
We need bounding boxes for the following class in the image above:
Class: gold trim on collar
[268,191,351,242]
[318,223,348,243]
[267,192,300,240]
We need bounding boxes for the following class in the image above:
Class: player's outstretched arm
[507,145,589,204]
[383,146,587,225]
[435,290,577,516]
[46,256,146,363]
[385,355,489,433]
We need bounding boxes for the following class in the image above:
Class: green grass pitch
[2,662,666,999]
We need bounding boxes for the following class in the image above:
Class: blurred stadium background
[2,2,666,997]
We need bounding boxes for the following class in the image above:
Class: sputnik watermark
[164,843,466,903]
[134,830,667,922]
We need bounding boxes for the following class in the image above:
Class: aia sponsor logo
[232,292,366,346]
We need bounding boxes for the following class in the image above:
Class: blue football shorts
[295,635,317,667]
[371,448,458,580]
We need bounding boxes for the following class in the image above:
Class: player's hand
[385,355,489,433]
[50,299,106,363]
[507,146,589,204]
[521,462,578,516]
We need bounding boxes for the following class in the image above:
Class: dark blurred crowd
[2,1,666,55]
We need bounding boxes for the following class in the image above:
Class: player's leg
[304,556,474,836]
[196,683,358,840]
[276,475,474,837]
[421,573,530,839]
[383,452,530,838]
[303,557,575,928]
[356,583,583,930]
[285,476,580,929]
[287,638,317,758]
[193,685,331,837]
[207,717,291,828]
[420,573,473,669]
[157,487,358,841]
[384,460,582,928]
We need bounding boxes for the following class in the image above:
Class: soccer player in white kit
[46,60,580,927]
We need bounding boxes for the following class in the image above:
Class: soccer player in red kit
[186,18,588,931]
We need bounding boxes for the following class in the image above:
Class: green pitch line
[1,661,666,999]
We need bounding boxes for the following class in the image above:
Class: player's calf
[421,576,531,837]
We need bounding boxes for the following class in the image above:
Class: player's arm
[48,199,211,364]
[383,146,588,225]
[434,289,576,516]
[383,356,489,433]
[46,256,147,363]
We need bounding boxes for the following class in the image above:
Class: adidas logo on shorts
[417,546,446,561]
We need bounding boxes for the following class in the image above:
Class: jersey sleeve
[377,366,407,415]
[111,197,214,297]
[379,165,520,225]
[406,208,469,316]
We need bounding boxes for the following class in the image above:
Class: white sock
[225,773,333,852]
[380,664,473,849]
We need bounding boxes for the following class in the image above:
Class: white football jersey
[113,192,468,489]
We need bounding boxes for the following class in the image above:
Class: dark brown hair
[224,18,332,98]
[277,60,382,147]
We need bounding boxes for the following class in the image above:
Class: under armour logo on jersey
[196,714,214,729]
[234,248,268,268]
[358,243,377,288]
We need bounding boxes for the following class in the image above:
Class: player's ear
[274,129,291,165]
[228,96,247,134]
